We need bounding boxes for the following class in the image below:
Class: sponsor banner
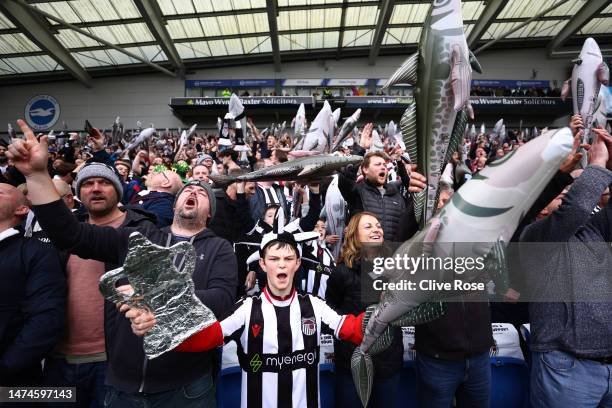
[171,96,314,107]
[472,79,551,88]
[185,79,276,88]
[469,97,569,108]
[185,80,232,88]
[282,79,325,86]
[25,95,60,131]
[325,78,368,86]
[345,96,414,106]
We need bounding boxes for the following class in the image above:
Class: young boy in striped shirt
[126,231,364,408]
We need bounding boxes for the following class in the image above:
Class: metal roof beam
[2,13,610,36]
[14,0,177,78]
[133,0,183,74]
[474,0,570,55]
[369,0,395,65]
[0,0,91,87]
[547,0,609,55]
[336,0,349,58]
[266,0,281,72]
[467,0,506,48]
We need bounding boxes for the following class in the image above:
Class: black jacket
[338,173,411,242]
[0,228,66,385]
[325,260,403,378]
[414,297,493,360]
[33,199,238,394]
[209,190,255,244]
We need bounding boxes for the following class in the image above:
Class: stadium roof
[0,0,610,86]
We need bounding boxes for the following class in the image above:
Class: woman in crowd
[325,211,402,408]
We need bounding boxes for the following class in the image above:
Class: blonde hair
[339,211,379,269]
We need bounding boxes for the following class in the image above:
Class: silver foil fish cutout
[99,232,216,359]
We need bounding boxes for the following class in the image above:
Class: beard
[178,207,198,220]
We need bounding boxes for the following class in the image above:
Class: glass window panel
[224,38,244,55]
[157,0,178,15]
[109,0,141,18]
[323,31,339,48]
[104,48,138,65]
[207,40,228,56]
[323,8,344,27]
[56,29,100,49]
[389,4,428,25]
[175,42,195,59]
[308,32,324,49]
[279,33,307,51]
[180,41,211,58]
[167,19,203,39]
[164,0,195,14]
[192,0,214,13]
[88,25,123,44]
[462,1,484,21]
[216,15,239,35]
[498,0,582,19]
[258,36,272,53]
[88,0,122,21]
[251,13,269,32]
[342,29,373,47]
[383,28,403,45]
[580,18,611,35]
[278,10,306,31]
[0,59,18,75]
[0,12,16,29]
[133,45,167,61]
[346,6,380,26]
[0,34,40,54]
[211,1,233,12]
[72,51,105,68]
[200,17,222,36]
[124,23,154,42]
[34,2,82,24]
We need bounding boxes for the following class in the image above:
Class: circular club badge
[24,95,60,131]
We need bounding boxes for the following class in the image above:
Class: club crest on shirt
[251,323,261,338]
[301,317,316,336]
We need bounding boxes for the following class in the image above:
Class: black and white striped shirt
[301,241,336,300]
[221,287,348,408]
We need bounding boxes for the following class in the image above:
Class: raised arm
[7,120,131,264]
[521,129,612,243]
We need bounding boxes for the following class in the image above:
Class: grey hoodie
[520,165,612,358]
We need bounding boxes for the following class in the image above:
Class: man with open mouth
[7,120,237,408]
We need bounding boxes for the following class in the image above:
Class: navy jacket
[34,200,237,393]
[134,191,175,228]
[0,228,66,385]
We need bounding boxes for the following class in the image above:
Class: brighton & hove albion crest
[25,95,60,131]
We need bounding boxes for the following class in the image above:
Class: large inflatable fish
[301,101,333,153]
[351,128,574,406]
[386,0,482,227]
[561,37,610,166]
[210,153,362,185]
[323,174,346,260]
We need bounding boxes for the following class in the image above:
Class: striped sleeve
[310,296,364,345]
[174,298,251,352]
[220,297,251,342]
